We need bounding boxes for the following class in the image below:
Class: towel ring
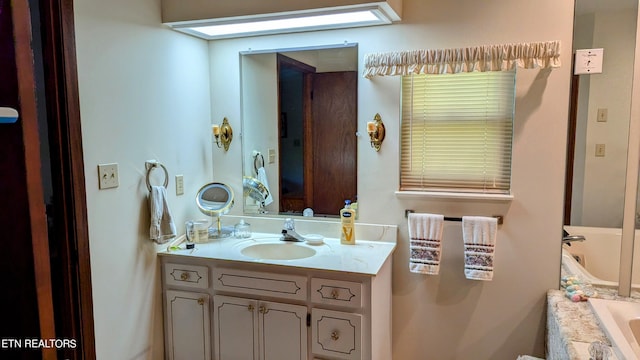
[253,153,265,175]
[146,162,169,191]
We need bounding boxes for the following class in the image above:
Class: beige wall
[210,0,574,358]
[75,0,575,358]
[74,0,212,358]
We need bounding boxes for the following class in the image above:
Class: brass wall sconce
[212,117,233,151]
[367,113,385,152]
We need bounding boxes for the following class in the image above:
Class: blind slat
[400,71,515,193]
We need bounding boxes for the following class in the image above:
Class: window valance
[363,40,561,78]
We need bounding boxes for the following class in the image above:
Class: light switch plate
[98,163,119,189]
[595,144,606,157]
[574,48,604,75]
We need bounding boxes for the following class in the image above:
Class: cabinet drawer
[212,268,307,301]
[311,308,362,360]
[311,278,362,308]
[164,263,209,289]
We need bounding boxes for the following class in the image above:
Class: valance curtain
[363,40,561,78]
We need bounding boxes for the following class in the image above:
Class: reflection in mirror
[196,182,235,238]
[563,0,638,291]
[241,44,358,218]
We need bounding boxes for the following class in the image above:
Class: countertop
[158,233,396,276]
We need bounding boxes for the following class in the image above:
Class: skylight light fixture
[166,6,398,40]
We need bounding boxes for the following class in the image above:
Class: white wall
[74,0,212,358]
[209,0,574,358]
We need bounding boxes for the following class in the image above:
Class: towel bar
[145,161,168,191]
[404,209,503,225]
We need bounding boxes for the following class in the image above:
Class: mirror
[563,0,638,289]
[196,182,235,238]
[240,44,358,218]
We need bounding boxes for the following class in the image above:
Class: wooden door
[214,295,259,360]
[166,291,211,360]
[258,301,307,360]
[310,71,357,216]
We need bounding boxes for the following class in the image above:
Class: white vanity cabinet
[213,295,308,360]
[163,263,211,360]
[160,242,393,360]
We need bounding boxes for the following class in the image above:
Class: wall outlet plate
[98,163,119,189]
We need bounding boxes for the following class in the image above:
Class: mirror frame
[196,182,235,217]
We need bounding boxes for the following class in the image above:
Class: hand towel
[462,216,498,281]
[408,213,444,275]
[149,185,176,243]
[256,166,273,206]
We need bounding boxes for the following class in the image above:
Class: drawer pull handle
[248,304,255,312]
[259,305,267,314]
[331,331,340,341]
[330,289,339,299]
[180,272,189,281]
[197,298,204,305]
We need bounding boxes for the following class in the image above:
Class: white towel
[408,213,444,275]
[149,186,176,243]
[462,216,498,281]
[256,167,273,206]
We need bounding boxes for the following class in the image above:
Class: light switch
[98,163,119,189]
[595,144,606,157]
[574,48,604,75]
[597,108,608,122]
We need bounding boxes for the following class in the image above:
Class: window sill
[394,190,514,201]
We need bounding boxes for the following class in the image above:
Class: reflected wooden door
[310,71,357,216]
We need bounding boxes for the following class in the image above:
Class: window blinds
[400,71,516,193]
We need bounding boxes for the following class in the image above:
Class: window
[400,70,516,194]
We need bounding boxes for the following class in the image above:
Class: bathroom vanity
[159,224,396,360]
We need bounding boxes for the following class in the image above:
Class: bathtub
[589,298,640,359]
[563,226,640,286]
[561,248,619,288]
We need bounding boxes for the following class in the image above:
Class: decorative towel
[256,167,273,206]
[462,216,498,281]
[408,213,444,275]
[149,185,176,243]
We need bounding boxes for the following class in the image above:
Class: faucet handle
[284,218,295,231]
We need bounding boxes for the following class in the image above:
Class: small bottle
[234,219,251,239]
[340,200,356,245]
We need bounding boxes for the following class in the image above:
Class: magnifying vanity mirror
[196,182,235,238]
[241,44,358,218]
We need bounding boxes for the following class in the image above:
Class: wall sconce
[212,117,233,151]
[367,113,385,152]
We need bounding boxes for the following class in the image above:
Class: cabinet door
[311,308,361,360]
[165,290,211,360]
[258,300,308,360]
[213,295,259,360]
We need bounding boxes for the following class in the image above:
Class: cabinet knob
[248,304,255,312]
[259,305,267,314]
[330,289,339,299]
[180,272,189,281]
[197,298,204,305]
[331,331,340,341]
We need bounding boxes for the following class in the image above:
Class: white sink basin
[241,242,316,260]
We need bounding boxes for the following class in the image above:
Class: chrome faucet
[281,218,305,242]
[562,229,586,246]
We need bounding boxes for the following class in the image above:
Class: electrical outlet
[268,148,276,164]
[595,144,606,157]
[97,163,119,189]
[175,175,184,195]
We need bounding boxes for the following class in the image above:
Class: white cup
[192,219,210,243]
